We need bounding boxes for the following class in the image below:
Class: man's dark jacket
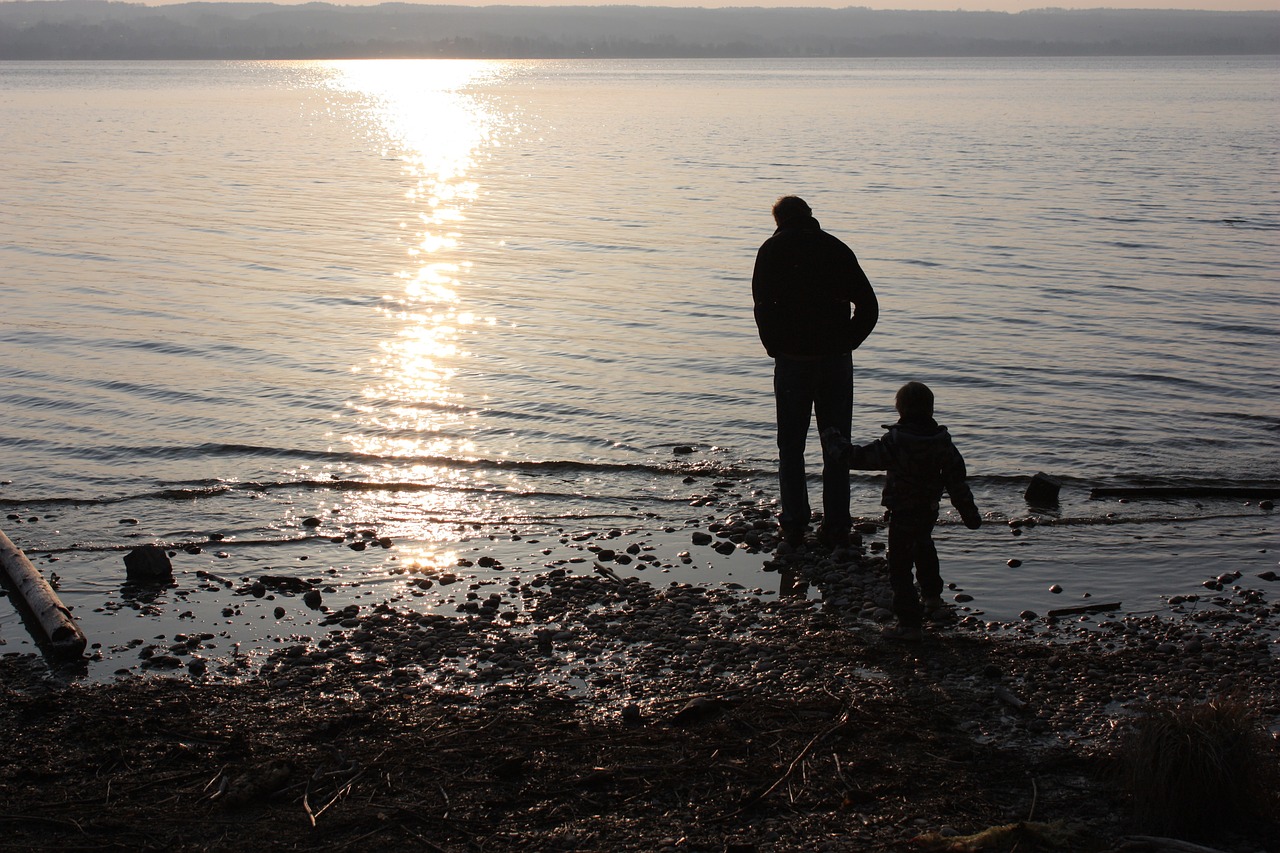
[752,215,878,358]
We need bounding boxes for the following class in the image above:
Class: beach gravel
[0,524,1277,853]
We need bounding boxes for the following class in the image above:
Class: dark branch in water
[1090,486,1279,500]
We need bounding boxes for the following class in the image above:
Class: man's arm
[752,242,783,357]
[846,257,878,352]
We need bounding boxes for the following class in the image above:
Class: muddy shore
[1,518,1277,853]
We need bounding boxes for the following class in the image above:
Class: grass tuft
[1119,697,1277,840]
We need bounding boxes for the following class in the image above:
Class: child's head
[895,381,934,419]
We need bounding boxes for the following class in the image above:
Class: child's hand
[962,507,982,530]
[820,427,853,467]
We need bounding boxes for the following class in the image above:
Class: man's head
[772,195,812,227]
[895,381,934,419]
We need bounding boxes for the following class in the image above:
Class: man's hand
[961,506,982,530]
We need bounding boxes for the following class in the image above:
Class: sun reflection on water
[317,59,514,540]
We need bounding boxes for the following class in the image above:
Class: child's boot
[880,622,924,643]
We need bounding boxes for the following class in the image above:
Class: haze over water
[1,58,1276,671]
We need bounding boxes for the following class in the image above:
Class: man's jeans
[773,352,852,536]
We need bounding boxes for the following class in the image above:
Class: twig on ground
[1119,837,1231,853]
[728,707,852,816]
[0,814,86,833]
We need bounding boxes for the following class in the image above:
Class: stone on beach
[123,544,173,582]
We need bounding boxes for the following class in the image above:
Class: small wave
[0,460,770,511]
[34,534,317,556]
[115,442,766,478]
[1217,217,1279,231]
[1006,511,1268,528]
[0,483,234,509]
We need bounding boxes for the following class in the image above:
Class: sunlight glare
[319,59,512,544]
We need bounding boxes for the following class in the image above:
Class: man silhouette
[752,195,878,548]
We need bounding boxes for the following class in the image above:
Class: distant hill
[1,1,1277,59]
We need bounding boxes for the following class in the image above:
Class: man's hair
[772,195,812,226]
[895,381,934,418]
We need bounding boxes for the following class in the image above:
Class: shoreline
[1,517,1277,852]
[3,489,1276,683]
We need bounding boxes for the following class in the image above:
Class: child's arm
[943,444,982,529]
[849,437,891,470]
[820,427,888,470]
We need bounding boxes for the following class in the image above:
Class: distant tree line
[1,1,1277,59]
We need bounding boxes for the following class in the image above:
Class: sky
[132,0,1280,11]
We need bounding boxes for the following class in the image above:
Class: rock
[124,545,173,582]
[670,696,727,726]
[691,531,713,546]
[1049,584,1063,594]
[303,590,323,609]
[1007,558,1022,568]
[260,575,311,594]
[1024,472,1062,507]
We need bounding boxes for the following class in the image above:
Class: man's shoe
[922,595,946,613]
[781,526,806,548]
[817,526,849,549]
[880,624,924,643]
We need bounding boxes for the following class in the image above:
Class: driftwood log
[1047,601,1121,618]
[0,528,87,659]
[1090,486,1277,500]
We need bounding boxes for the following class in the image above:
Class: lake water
[1,58,1277,674]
